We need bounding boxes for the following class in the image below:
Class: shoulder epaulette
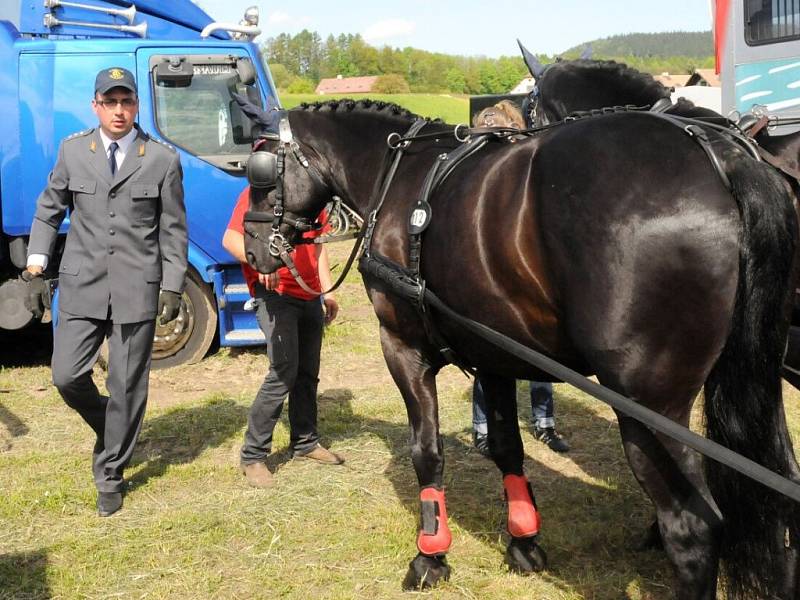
[65,128,94,141]
[141,130,175,152]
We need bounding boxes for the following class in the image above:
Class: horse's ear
[517,39,546,78]
[580,45,593,60]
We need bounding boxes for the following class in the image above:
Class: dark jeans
[472,379,554,434]
[240,289,324,463]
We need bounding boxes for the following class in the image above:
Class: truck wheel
[151,270,217,369]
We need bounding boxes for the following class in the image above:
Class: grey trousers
[52,312,155,493]
[241,289,324,463]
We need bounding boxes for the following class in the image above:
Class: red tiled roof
[653,73,692,87]
[315,76,380,94]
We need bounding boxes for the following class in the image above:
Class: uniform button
[109,248,115,254]
[109,211,115,218]
[110,192,116,198]
[109,229,115,235]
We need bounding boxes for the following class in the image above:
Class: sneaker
[295,444,344,465]
[472,431,491,458]
[533,425,570,453]
[240,461,274,488]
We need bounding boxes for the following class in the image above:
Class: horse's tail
[704,155,800,598]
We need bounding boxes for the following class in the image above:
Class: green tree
[286,77,316,94]
[373,74,410,94]
[267,63,293,90]
[445,67,466,93]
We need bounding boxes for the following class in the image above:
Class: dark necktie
[108,141,119,176]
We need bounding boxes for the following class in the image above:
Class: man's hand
[257,272,280,290]
[323,294,338,325]
[158,290,182,325]
[21,269,48,319]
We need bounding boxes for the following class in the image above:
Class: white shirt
[99,126,138,173]
[28,127,139,269]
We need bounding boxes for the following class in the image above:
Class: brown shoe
[240,461,274,488]
[296,444,344,465]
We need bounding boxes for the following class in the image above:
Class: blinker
[247,151,278,189]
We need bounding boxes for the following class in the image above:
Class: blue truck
[0,0,277,367]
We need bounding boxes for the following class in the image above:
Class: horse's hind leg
[378,327,451,590]
[616,411,722,600]
[479,374,547,574]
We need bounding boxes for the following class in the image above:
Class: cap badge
[109,69,124,80]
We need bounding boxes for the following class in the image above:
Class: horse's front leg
[378,325,451,590]
[479,374,547,574]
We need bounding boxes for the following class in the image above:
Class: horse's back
[425,114,743,391]
[535,113,742,397]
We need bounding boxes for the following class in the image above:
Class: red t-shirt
[227,187,329,300]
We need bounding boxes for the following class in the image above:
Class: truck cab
[0,1,276,367]
[717,0,800,128]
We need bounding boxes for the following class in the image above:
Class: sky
[194,0,715,57]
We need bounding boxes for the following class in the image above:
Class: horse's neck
[292,111,421,218]
[545,68,666,116]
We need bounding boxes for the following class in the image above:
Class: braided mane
[296,98,433,121]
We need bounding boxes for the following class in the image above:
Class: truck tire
[151,270,218,370]
[95,271,217,371]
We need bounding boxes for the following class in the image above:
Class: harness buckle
[273,205,284,217]
[268,232,285,257]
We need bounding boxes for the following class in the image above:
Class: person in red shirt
[223,187,341,488]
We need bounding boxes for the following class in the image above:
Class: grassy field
[281,93,470,124]
[2,241,800,599]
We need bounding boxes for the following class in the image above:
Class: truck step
[224,328,265,343]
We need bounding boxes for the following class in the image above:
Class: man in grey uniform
[23,67,188,516]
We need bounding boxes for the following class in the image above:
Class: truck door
[132,48,271,367]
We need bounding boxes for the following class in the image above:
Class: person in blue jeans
[472,379,570,455]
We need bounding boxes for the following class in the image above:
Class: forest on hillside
[562,31,713,58]
[264,30,715,95]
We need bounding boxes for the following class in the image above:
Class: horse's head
[243,112,332,274]
[517,40,670,126]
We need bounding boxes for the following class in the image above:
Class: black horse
[523,54,800,389]
[242,98,799,599]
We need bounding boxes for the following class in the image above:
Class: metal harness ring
[453,123,470,143]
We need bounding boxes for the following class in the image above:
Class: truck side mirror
[156,56,193,87]
[236,59,256,86]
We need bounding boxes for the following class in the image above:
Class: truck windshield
[153,62,262,157]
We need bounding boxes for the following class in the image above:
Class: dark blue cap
[95,67,137,96]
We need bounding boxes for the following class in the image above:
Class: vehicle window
[746,0,800,45]
[153,61,262,156]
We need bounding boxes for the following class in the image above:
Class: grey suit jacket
[28,126,188,324]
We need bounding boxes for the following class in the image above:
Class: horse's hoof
[634,520,663,552]
[505,535,547,574]
[401,553,451,591]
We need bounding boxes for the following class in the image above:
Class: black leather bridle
[244,111,329,260]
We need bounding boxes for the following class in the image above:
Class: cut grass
[1,241,799,598]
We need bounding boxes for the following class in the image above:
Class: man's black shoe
[533,425,570,453]
[96,491,123,517]
[472,431,491,458]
